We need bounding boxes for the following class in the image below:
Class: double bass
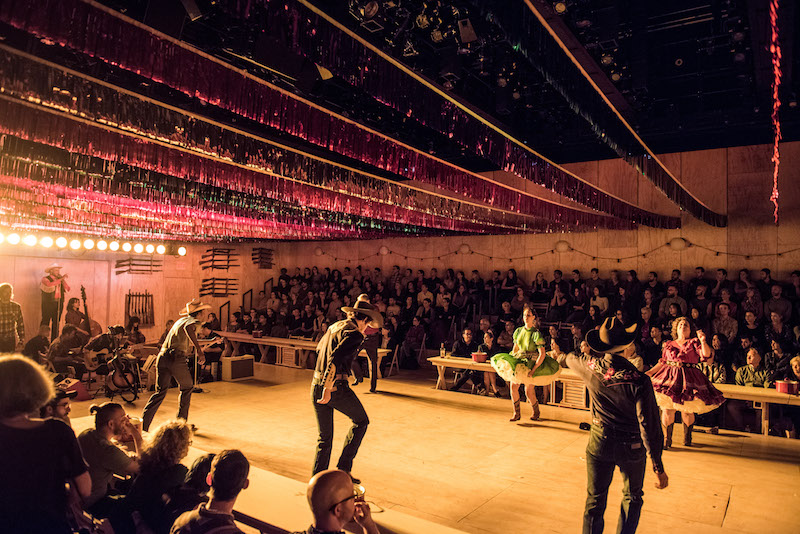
[79,285,103,369]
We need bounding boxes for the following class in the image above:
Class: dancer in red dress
[647,317,725,448]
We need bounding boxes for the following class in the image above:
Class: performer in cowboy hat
[41,263,70,340]
[311,299,382,482]
[141,299,210,432]
[553,317,667,534]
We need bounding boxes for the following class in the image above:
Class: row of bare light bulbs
[0,232,187,256]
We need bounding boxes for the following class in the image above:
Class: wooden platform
[69,367,800,533]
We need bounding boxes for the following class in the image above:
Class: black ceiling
[96,0,799,167]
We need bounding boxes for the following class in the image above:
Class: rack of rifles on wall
[125,290,155,326]
[251,247,274,269]
[200,248,239,297]
[115,256,163,275]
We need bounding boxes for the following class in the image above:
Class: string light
[122,242,132,252]
[156,244,166,254]
[83,239,95,250]
[109,241,120,251]
[7,233,21,245]
[145,244,155,254]
[97,240,108,250]
[56,237,68,248]
[133,243,144,253]
[69,239,81,250]
[40,236,54,248]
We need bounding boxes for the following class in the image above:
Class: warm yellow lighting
[156,244,166,255]
[0,233,4,244]
[69,239,81,250]
[178,246,187,256]
[109,241,120,251]
[40,236,54,248]
[97,240,108,251]
[145,244,155,254]
[7,233,21,245]
[83,239,95,250]
[133,243,144,254]
[56,237,68,248]
[23,235,37,246]
[122,242,132,252]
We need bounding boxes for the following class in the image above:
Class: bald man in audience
[294,469,379,534]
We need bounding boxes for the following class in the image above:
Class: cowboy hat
[585,317,640,354]
[341,300,383,328]
[179,298,212,316]
[44,263,63,274]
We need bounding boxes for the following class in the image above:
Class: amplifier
[221,355,254,382]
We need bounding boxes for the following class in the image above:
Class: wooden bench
[428,356,800,435]
[217,331,390,376]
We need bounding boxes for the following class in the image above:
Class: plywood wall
[0,243,276,343]
[273,142,800,284]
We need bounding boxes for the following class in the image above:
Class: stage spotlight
[56,237,68,248]
[600,54,613,66]
[70,239,81,250]
[83,239,95,250]
[553,2,567,14]
[610,71,622,82]
[7,233,21,245]
[97,240,108,251]
[122,242,132,252]
[145,244,155,254]
[23,235,37,247]
[40,236,54,248]
[156,244,166,255]
[178,246,187,256]
[134,243,144,254]
[109,241,120,251]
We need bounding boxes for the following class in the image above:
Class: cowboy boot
[663,423,674,450]
[683,423,694,446]
[509,400,521,422]
[530,400,541,421]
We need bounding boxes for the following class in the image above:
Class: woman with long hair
[491,306,562,421]
[647,317,725,448]
[123,420,193,534]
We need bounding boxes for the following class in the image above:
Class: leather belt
[313,371,349,381]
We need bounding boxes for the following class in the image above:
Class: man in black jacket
[555,317,668,534]
[312,301,383,480]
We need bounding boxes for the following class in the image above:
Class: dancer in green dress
[491,306,562,421]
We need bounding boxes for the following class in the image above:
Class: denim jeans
[141,350,194,431]
[584,425,647,534]
[312,380,369,475]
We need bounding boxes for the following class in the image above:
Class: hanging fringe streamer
[769,0,782,224]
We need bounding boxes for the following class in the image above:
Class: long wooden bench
[427,356,800,435]
[217,331,391,375]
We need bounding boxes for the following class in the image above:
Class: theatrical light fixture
[40,236,54,248]
[97,240,108,251]
[109,241,120,251]
[610,72,622,82]
[69,239,81,250]
[83,239,95,250]
[156,244,166,255]
[145,244,155,254]
[600,54,613,66]
[178,246,187,256]
[7,233,21,245]
[23,235,37,246]
[133,243,144,254]
[56,237,68,248]
[553,2,567,14]
[122,242,132,252]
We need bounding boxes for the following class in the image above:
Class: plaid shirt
[0,300,24,343]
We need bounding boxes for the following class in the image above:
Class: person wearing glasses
[293,469,379,534]
[39,389,77,427]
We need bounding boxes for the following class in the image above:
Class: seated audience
[642,326,664,369]
[589,286,609,317]
[479,331,504,398]
[39,388,77,428]
[735,348,772,388]
[171,449,250,534]
[398,316,425,369]
[712,303,738,343]
[78,402,142,515]
[697,349,728,434]
[294,469,379,534]
[764,339,793,378]
[763,284,792,324]
[0,355,90,534]
[497,321,515,351]
[658,284,687,318]
[124,420,193,534]
[582,305,603,332]
[449,327,484,393]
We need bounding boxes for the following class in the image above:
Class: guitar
[84,347,111,372]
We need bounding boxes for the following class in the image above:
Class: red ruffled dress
[650,338,725,414]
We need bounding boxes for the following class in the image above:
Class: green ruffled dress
[490,326,562,385]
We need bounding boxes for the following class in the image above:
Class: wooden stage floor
[71,366,800,533]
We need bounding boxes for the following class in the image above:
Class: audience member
[171,449,250,534]
[449,327,484,393]
[39,388,77,427]
[23,325,51,362]
[658,284,687,319]
[294,469,378,534]
[46,324,87,377]
[0,355,90,534]
[763,284,792,324]
[79,402,142,514]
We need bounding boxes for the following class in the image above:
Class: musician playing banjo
[311,300,382,483]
